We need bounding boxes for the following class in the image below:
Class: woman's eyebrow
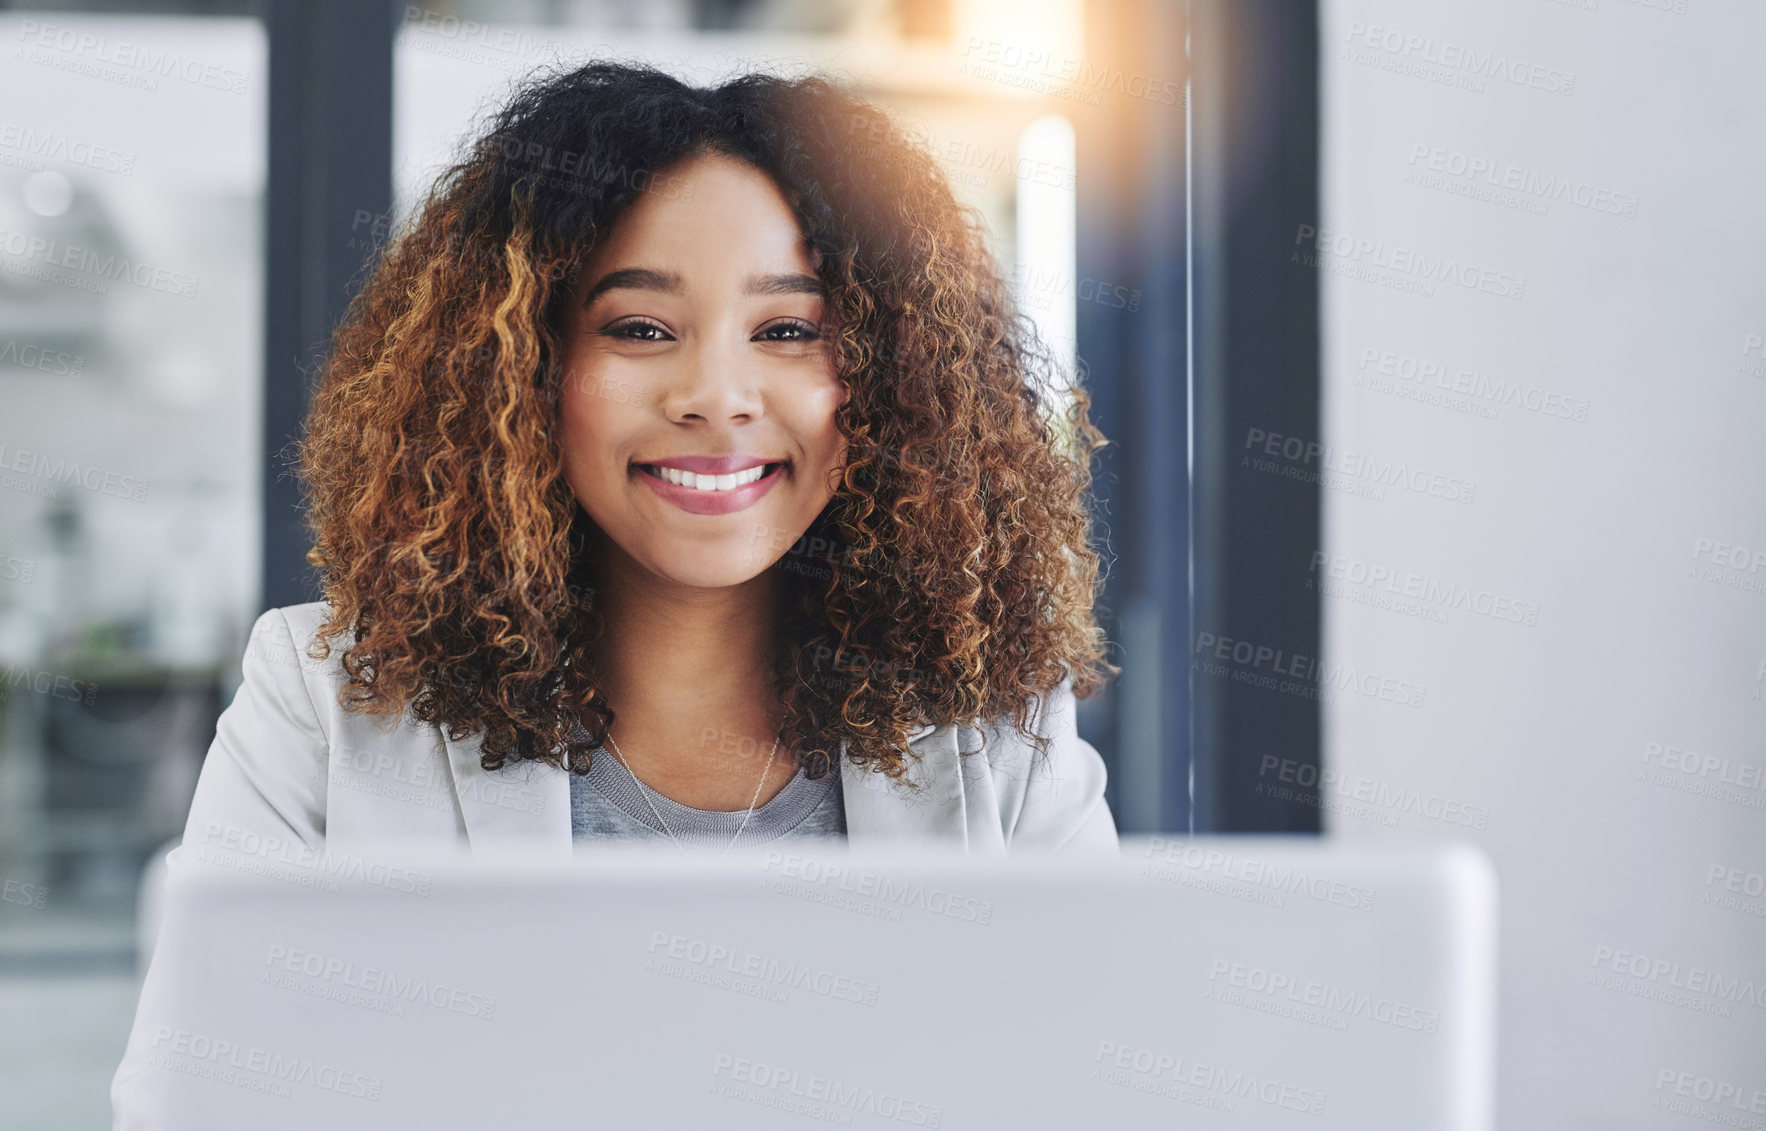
[745,272,825,298]
[582,267,825,305]
[582,267,681,306]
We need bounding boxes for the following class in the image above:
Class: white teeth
[649,464,771,492]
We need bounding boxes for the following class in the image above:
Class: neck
[586,532,786,766]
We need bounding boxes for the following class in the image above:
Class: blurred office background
[0,1,1760,1128]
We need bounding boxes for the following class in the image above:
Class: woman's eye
[756,321,822,343]
[604,320,671,342]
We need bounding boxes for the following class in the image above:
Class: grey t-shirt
[567,729,846,849]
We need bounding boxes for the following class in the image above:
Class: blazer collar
[441,720,974,854]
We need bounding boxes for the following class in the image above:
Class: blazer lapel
[441,728,574,853]
[840,722,975,849]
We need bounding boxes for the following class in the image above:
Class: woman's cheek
[558,381,613,485]
[794,371,844,421]
[564,360,621,421]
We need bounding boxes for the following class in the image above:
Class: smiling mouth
[634,462,787,493]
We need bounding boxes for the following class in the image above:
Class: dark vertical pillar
[260,0,396,612]
[1074,0,1191,833]
[1189,0,1322,831]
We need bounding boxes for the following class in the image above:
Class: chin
[644,551,774,592]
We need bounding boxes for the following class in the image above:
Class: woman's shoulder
[237,600,401,743]
[235,600,334,697]
[244,600,341,667]
[973,678,1117,852]
[966,678,1084,762]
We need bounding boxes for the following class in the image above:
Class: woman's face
[556,151,848,591]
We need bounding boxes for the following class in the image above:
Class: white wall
[1319,0,1766,1125]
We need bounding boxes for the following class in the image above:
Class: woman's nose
[661,337,765,423]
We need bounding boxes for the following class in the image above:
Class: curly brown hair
[297,61,1116,782]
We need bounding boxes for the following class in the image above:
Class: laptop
[114,836,1496,1129]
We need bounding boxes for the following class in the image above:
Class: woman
[191,61,1118,862]
[111,59,1122,1126]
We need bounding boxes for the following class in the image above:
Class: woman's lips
[632,461,787,515]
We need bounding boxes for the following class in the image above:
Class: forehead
[574,152,816,292]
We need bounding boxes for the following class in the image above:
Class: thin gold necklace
[603,731,781,855]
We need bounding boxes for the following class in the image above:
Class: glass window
[0,11,264,1124]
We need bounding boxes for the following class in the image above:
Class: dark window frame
[1076,0,1321,833]
[261,0,396,610]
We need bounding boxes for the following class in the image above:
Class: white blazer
[176,601,1119,855]
[110,601,1117,1126]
